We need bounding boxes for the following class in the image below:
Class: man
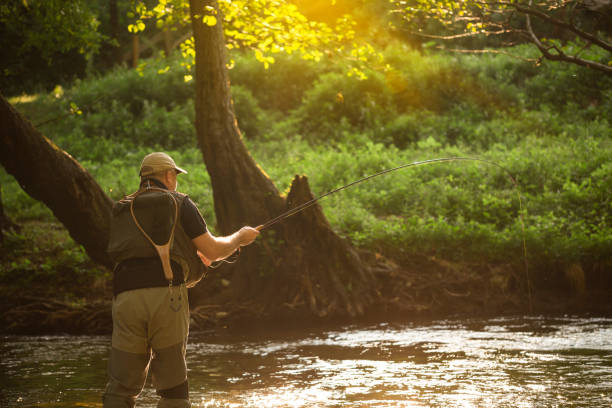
[103,152,259,407]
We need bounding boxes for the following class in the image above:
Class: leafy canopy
[389,0,612,75]
[0,0,103,63]
[127,0,382,78]
[0,0,105,93]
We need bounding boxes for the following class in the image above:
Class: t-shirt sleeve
[181,196,208,239]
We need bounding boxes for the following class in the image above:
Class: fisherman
[103,152,259,407]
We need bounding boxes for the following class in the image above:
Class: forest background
[1,0,611,333]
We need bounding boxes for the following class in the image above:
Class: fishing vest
[107,187,206,288]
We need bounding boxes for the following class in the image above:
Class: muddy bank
[1,255,609,336]
[189,255,612,331]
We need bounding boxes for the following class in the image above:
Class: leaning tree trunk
[0,93,113,268]
[189,0,375,318]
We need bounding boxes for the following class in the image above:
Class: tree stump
[277,175,374,317]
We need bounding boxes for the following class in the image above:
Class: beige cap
[139,152,188,176]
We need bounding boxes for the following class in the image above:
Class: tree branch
[401,28,514,40]
[438,46,538,63]
[392,0,612,74]
[525,0,612,75]
[515,2,612,53]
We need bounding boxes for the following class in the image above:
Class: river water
[1,316,611,407]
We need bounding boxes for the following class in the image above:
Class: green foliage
[17,56,196,161]
[389,0,612,76]
[383,45,505,111]
[229,52,326,112]
[0,173,52,221]
[0,222,110,300]
[293,70,396,141]
[459,45,612,120]
[4,42,611,279]
[0,0,105,95]
[250,134,611,267]
[231,84,266,139]
[132,0,380,79]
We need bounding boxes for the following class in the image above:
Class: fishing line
[258,157,503,230]
[253,156,532,311]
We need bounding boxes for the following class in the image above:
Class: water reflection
[1,316,611,407]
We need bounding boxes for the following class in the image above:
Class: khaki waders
[103,285,190,408]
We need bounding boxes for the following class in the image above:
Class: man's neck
[140,177,169,190]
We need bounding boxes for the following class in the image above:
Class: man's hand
[192,226,261,263]
[197,250,212,266]
[238,226,260,246]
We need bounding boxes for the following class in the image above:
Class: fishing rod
[214,155,532,311]
[256,156,520,231]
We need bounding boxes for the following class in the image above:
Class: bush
[249,131,611,268]
[459,44,612,120]
[291,71,396,142]
[28,55,196,154]
[374,112,425,148]
[229,51,326,112]
[231,85,266,139]
[384,43,508,113]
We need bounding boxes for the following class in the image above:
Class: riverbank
[1,220,609,336]
[1,274,610,337]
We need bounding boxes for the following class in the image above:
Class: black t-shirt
[181,195,208,239]
[113,179,208,296]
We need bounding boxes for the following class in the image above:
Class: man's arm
[192,226,259,263]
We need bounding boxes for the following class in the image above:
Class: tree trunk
[164,30,173,57]
[189,0,286,234]
[188,0,375,318]
[132,35,140,68]
[0,93,113,268]
[109,0,122,66]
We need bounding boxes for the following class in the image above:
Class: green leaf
[69,102,82,115]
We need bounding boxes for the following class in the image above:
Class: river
[1,316,611,407]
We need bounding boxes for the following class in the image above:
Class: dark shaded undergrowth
[1,221,609,336]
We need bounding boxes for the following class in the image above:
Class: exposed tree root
[219,175,377,321]
[1,254,609,335]
[0,294,111,335]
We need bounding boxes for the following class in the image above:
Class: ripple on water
[1,316,611,407]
